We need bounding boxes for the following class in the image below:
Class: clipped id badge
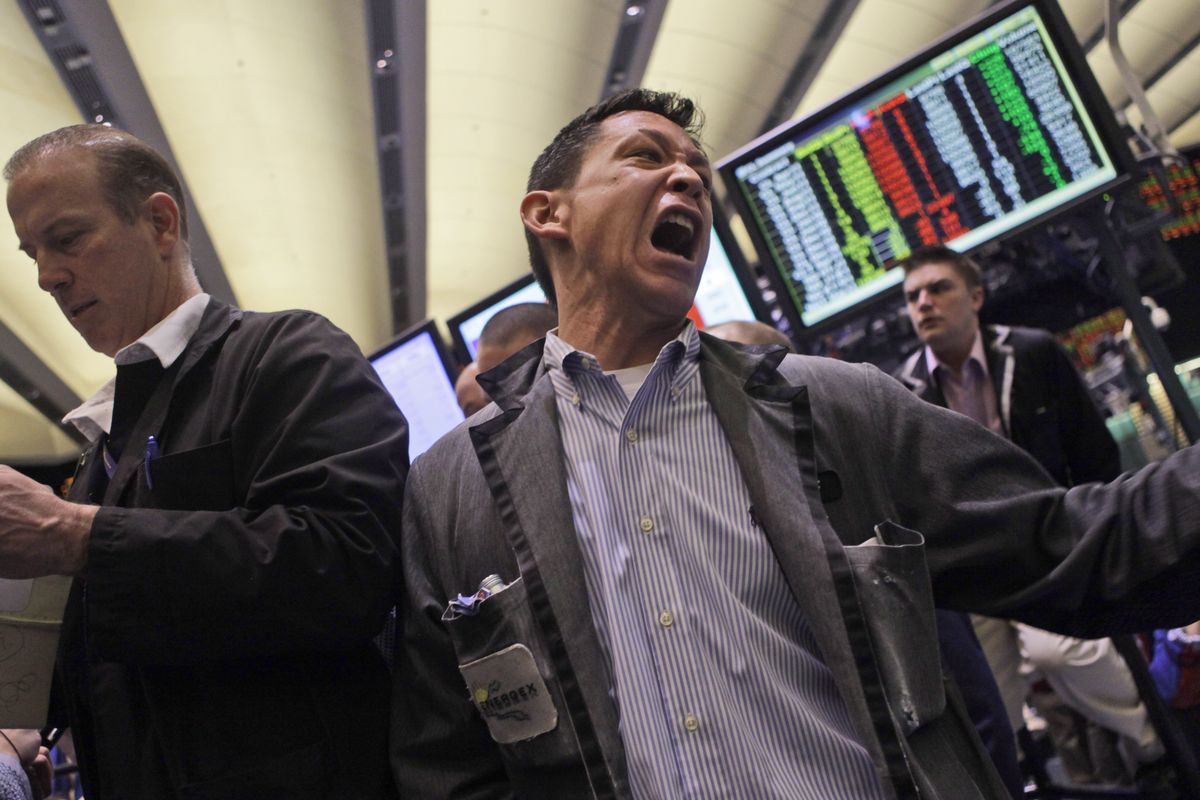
[459,643,558,744]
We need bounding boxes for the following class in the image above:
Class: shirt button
[639,516,654,532]
[571,395,581,406]
[625,429,638,443]
[659,610,674,627]
[683,714,699,732]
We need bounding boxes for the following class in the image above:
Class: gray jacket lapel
[699,336,900,789]
[984,325,1014,436]
[472,351,628,796]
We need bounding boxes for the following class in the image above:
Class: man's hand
[0,731,53,799]
[29,746,52,800]
[0,729,38,763]
[0,466,94,577]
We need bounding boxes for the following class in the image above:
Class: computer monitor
[446,227,765,364]
[718,0,1132,331]
[447,275,548,366]
[368,320,464,462]
[691,217,767,328]
[1137,144,1200,240]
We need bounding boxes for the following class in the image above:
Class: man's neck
[931,344,970,374]
[928,328,980,374]
[556,303,686,370]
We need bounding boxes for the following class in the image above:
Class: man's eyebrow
[637,127,710,170]
[906,278,954,296]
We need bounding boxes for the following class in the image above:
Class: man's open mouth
[650,211,698,259]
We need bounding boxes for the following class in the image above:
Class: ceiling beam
[599,0,668,100]
[1081,0,1140,53]
[365,0,427,332]
[1167,101,1200,139]
[1118,28,1200,117]
[0,322,87,445]
[756,0,860,135]
[15,0,237,305]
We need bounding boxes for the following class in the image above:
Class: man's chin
[917,331,947,350]
[78,329,119,358]
[642,293,696,325]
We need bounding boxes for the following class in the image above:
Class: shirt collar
[544,320,699,375]
[543,320,700,402]
[924,327,989,384]
[63,293,212,441]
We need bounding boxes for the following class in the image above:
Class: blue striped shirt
[544,323,887,799]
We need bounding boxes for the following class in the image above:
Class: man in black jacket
[0,124,407,799]
[896,244,1162,781]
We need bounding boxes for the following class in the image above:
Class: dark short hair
[5,124,189,240]
[897,245,982,290]
[524,89,704,305]
[479,302,558,350]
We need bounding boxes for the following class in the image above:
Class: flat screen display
[719,0,1129,329]
[368,321,463,462]
[449,276,548,364]
[1137,145,1200,240]
[691,227,760,328]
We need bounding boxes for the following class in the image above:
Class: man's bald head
[477,302,558,373]
[705,320,793,351]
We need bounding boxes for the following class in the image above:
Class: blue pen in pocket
[144,435,160,489]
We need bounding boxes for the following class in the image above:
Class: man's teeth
[663,212,694,236]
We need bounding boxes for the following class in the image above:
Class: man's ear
[970,284,984,313]
[520,190,569,242]
[144,192,181,256]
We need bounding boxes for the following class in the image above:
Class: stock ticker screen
[1137,148,1200,240]
[721,2,1122,328]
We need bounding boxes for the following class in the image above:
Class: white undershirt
[605,363,653,401]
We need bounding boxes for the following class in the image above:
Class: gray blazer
[392,334,1200,799]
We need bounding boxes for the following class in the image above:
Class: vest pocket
[844,521,946,734]
[441,577,580,770]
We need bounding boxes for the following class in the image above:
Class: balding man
[0,125,407,799]
[454,301,559,417]
[705,319,793,350]
[475,302,558,374]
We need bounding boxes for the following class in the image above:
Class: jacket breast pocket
[441,577,577,768]
[140,439,234,511]
[844,521,946,735]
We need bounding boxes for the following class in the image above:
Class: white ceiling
[1,0,1197,461]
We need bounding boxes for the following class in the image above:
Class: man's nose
[36,255,70,294]
[668,161,706,199]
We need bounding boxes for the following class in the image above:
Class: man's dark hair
[479,302,558,351]
[5,124,190,240]
[524,89,704,306]
[897,245,982,290]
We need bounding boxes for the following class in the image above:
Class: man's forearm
[0,464,96,578]
[51,501,96,575]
